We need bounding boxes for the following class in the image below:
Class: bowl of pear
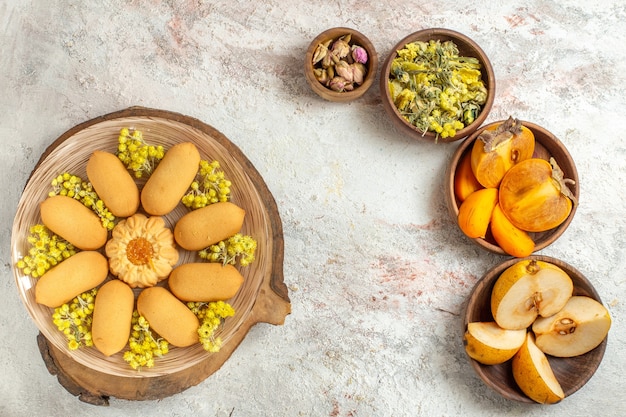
[463,255,611,404]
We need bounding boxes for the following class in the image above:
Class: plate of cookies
[11,107,290,401]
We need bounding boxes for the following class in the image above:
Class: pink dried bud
[328,76,354,92]
[330,38,350,60]
[351,62,366,85]
[351,45,368,64]
[334,60,354,83]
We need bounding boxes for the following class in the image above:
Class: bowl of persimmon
[463,255,611,403]
[444,117,580,257]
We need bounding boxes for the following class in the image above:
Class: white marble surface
[2,1,626,416]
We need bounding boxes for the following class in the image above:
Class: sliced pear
[533,296,611,357]
[513,332,564,404]
[491,259,573,330]
[464,322,527,365]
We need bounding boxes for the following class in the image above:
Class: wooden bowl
[463,255,608,403]
[445,120,579,255]
[11,107,290,402]
[380,28,495,143]
[304,27,378,102]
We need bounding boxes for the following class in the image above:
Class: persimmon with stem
[499,157,576,232]
[471,117,535,188]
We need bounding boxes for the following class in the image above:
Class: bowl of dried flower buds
[380,28,495,143]
[305,27,378,102]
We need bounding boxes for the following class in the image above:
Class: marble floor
[2,1,625,416]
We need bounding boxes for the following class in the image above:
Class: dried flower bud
[321,52,333,68]
[314,68,329,85]
[326,64,334,79]
[351,62,366,85]
[329,76,354,92]
[330,38,351,60]
[312,41,330,65]
[351,45,368,64]
[334,60,354,83]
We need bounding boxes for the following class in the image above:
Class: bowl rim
[304,26,378,102]
[445,119,580,255]
[380,27,496,143]
[462,255,608,403]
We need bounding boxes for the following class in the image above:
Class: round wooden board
[24,107,290,404]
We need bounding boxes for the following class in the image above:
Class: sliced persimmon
[499,157,576,232]
[471,117,535,188]
[454,150,483,202]
[457,187,499,239]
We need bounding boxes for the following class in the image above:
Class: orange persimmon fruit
[499,157,576,232]
[455,150,483,202]
[458,187,499,239]
[471,117,535,188]
[490,203,535,257]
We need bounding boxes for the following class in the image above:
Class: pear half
[491,260,573,330]
[464,322,527,365]
[533,296,611,357]
[512,332,564,404]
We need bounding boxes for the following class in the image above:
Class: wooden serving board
[29,107,291,404]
